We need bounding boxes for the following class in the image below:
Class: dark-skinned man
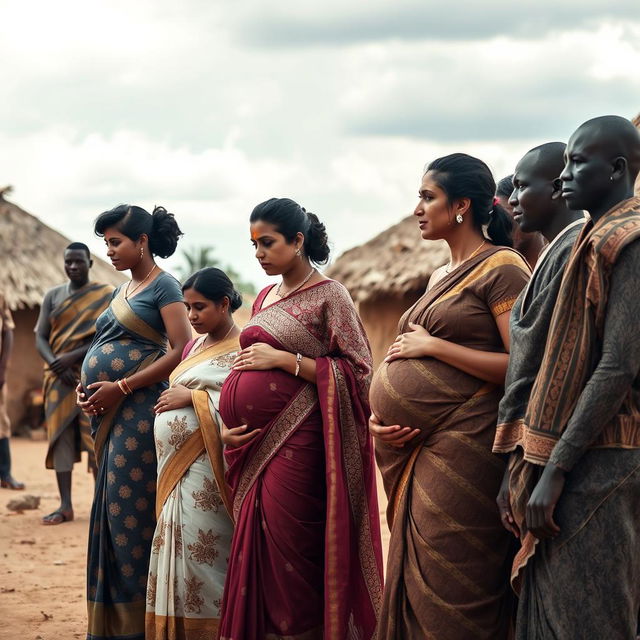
[36,242,113,525]
[491,142,584,622]
[507,116,640,638]
[496,173,547,269]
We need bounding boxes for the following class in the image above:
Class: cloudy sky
[2,0,639,287]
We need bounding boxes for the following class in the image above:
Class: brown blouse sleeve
[476,251,530,318]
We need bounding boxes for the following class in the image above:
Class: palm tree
[178,245,256,297]
[177,245,219,280]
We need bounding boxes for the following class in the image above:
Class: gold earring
[140,247,144,258]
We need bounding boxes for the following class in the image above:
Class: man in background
[36,242,113,525]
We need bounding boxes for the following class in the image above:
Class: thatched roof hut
[0,186,124,309]
[0,186,125,430]
[328,216,448,303]
[328,216,448,364]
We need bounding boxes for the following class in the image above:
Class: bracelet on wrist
[294,352,303,377]
[117,378,133,396]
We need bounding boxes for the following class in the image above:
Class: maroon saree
[218,280,383,640]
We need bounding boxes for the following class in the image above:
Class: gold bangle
[117,378,132,396]
[294,352,303,377]
[121,378,133,395]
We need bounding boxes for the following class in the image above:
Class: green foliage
[178,245,256,297]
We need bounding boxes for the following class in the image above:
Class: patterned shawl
[521,196,640,464]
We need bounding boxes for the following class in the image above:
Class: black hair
[249,197,330,265]
[94,204,183,258]
[495,175,514,199]
[65,242,91,258]
[182,267,243,313]
[426,153,513,247]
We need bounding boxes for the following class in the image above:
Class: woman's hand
[76,383,93,416]
[83,381,125,416]
[526,462,565,539]
[497,465,520,538]
[368,412,420,448]
[233,343,287,371]
[154,385,192,415]
[221,423,261,448]
[385,323,440,362]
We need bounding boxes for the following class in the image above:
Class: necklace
[445,240,487,274]
[194,322,237,354]
[276,267,316,298]
[125,264,157,299]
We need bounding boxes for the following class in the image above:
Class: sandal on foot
[41,509,74,525]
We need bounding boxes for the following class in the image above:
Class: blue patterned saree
[81,272,183,640]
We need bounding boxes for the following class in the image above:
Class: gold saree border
[324,369,340,639]
[160,337,239,519]
[432,250,530,308]
[112,288,166,346]
[332,364,383,615]
[155,428,206,518]
[87,599,146,638]
[169,337,240,383]
[145,612,219,640]
[192,388,234,520]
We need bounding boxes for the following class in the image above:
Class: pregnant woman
[147,267,242,640]
[218,198,383,640]
[370,154,530,640]
[78,204,191,640]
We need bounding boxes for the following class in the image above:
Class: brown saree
[371,246,530,640]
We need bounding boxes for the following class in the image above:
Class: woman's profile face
[413,172,456,241]
[250,220,300,276]
[103,227,142,271]
[183,288,227,335]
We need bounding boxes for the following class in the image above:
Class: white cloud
[1,1,638,290]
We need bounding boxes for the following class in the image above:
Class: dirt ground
[0,436,390,640]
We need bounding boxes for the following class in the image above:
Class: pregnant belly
[370,358,474,430]
[81,346,119,390]
[219,368,303,430]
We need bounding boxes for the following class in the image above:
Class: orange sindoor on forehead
[251,230,260,241]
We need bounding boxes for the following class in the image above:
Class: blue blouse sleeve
[154,273,184,308]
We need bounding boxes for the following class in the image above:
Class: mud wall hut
[327,216,449,366]
[0,187,126,430]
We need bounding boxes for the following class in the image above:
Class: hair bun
[149,206,183,258]
[230,289,243,312]
[304,211,330,265]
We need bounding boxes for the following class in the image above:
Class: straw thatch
[0,186,125,309]
[327,215,449,304]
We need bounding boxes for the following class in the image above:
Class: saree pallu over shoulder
[147,337,237,640]
[91,288,167,464]
[110,288,167,348]
[374,246,528,640]
[522,197,640,465]
[154,336,239,520]
[219,280,383,640]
